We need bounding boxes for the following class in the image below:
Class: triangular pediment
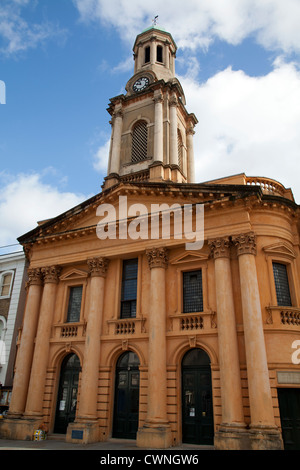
[60,269,89,281]
[263,242,296,259]
[170,251,209,265]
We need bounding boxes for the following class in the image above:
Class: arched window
[157,45,163,63]
[144,46,150,63]
[131,120,148,163]
[0,271,14,298]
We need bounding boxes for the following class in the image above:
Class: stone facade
[1,26,300,450]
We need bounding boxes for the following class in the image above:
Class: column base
[214,424,250,450]
[137,422,173,449]
[214,424,284,450]
[66,420,100,444]
[0,416,43,441]
[249,425,284,450]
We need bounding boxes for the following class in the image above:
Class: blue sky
[1,0,300,254]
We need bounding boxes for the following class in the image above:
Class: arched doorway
[181,348,214,445]
[54,353,81,434]
[113,351,140,439]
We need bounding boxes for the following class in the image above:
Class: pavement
[0,435,214,451]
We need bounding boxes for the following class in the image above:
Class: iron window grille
[183,270,203,313]
[272,262,292,306]
[121,259,138,318]
[67,285,83,322]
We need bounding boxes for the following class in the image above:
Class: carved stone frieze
[146,247,168,269]
[232,232,257,256]
[208,237,231,259]
[87,257,110,277]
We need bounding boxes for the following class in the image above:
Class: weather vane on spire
[152,15,158,26]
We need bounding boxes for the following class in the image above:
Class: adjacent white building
[0,251,27,390]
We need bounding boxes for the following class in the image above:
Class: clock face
[133,77,150,92]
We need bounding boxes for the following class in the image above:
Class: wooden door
[182,349,214,445]
[54,354,80,434]
[113,352,140,439]
[278,388,300,450]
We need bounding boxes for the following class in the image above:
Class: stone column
[24,266,61,419]
[150,38,156,65]
[67,257,109,444]
[165,42,170,69]
[109,109,123,174]
[137,247,172,449]
[153,93,164,162]
[232,232,283,449]
[7,268,43,418]
[169,96,178,166]
[209,238,247,449]
[186,126,195,183]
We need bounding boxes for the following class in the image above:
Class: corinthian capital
[27,267,43,286]
[87,257,110,277]
[169,95,178,107]
[232,232,257,256]
[208,237,231,259]
[146,247,168,269]
[113,109,123,119]
[41,266,62,284]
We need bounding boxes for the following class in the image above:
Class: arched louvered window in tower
[131,120,148,163]
[177,129,183,169]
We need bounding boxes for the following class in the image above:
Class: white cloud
[0,172,87,250]
[93,138,110,173]
[73,0,300,54]
[0,0,66,56]
[74,0,300,204]
[179,58,300,201]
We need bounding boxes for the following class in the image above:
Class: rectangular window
[144,46,150,63]
[183,270,203,313]
[272,262,292,306]
[0,273,12,297]
[67,285,83,322]
[157,45,163,63]
[121,259,138,318]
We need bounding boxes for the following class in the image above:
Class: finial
[152,15,158,26]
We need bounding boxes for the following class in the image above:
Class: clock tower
[104,25,198,189]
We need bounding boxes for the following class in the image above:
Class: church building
[1,25,300,450]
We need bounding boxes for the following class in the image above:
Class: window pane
[183,270,203,313]
[67,286,83,322]
[121,259,138,318]
[1,273,12,296]
[273,263,292,306]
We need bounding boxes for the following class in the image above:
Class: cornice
[18,179,298,252]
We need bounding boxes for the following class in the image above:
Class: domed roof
[142,25,167,33]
